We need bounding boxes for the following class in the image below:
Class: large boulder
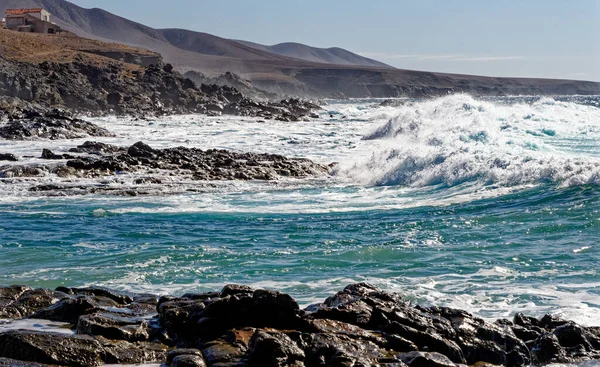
[0,287,69,319]
[0,331,104,367]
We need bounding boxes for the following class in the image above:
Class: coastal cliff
[0,29,319,120]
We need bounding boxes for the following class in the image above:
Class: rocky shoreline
[0,283,598,367]
[0,56,320,120]
[0,139,330,196]
[0,98,331,195]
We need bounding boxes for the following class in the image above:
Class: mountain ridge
[234,40,392,68]
[1,0,599,98]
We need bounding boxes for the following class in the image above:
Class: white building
[4,8,58,34]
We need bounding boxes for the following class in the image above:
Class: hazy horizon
[51,1,600,81]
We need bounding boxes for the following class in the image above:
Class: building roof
[4,8,45,15]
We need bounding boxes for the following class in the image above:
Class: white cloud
[360,52,525,62]
[453,56,525,62]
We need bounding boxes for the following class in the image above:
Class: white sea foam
[2,95,598,214]
[335,94,600,188]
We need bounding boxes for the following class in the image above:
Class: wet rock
[201,336,249,366]
[31,295,118,323]
[0,153,17,161]
[96,336,169,365]
[298,332,386,366]
[56,286,134,305]
[128,141,158,158]
[248,330,305,367]
[167,349,205,363]
[540,314,570,329]
[2,283,600,367]
[0,358,54,367]
[0,286,32,318]
[397,351,458,367]
[0,287,68,319]
[76,311,151,342]
[0,330,104,367]
[41,148,75,160]
[422,306,527,365]
[0,112,113,140]
[184,287,301,341]
[171,354,207,367]
[4,141,330,194]
[531,333,568,364]
[69,141,123,155]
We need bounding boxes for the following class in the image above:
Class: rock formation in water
[0,140,331,196]
[0,283,599,366]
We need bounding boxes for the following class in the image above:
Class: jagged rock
[297,332,386,366]
[165,286,301,341]
[531,333,568,364]
[201,329,252,367]
[41,148,75,160]
[167,349,205,363]
[0,153,17,161]
[69,141,123,155]
[56,286,134,305]
[96,336,169,365]
[30,295,118,323]
[0,358,54,367]
[128,141,158,158]
[2,284,600,366]
[0,110,113,140]
[0,330,104,367]
[248,330,305,367]
[76,311,152,342]
[397,351,458,367]
[171,355,207,367]
[106,92,122,105]
[0,287,68,319]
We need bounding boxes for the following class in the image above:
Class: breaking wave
[336,94,600,188]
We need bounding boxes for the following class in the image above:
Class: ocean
[1,94,599,330]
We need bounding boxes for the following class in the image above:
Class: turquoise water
[1,95,599,325]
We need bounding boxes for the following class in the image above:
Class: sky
[69,0,600,81]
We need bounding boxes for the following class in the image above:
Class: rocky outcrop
[185,71,278,101]
[0,56,321,119]
[1,283,599,366]
[0,107,113,140]
[0,141,330,195]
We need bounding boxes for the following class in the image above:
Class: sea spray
[335,94,600,188]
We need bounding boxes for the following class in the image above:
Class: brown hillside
[0,28,160,68]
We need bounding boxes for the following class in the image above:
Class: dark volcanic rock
[0,330,104,367]
[0,108,113,140]
[76,311,152,342]
[56,286,134,305]
[69,141,123,155]
[1,57,321,119]
[2,283,600,366]
[397,351,457,367]
[0,153,17,161]
[0,358,54,367]
[2,141,329,189]
[0,286,69,319]
[171,354,207,367]
[30,295,117,323]
[159,285,301,342]
[248,330,305,367]
[96,336,169,365]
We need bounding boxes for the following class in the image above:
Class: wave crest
[337,94,600,187]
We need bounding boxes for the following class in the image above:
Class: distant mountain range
[1,0,599,97]
[234,40,390,68]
